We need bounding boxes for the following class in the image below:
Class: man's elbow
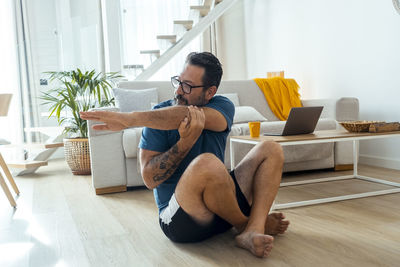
[205,121,228,132]
[141,169,157,189]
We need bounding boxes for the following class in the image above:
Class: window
[0,0,23,147]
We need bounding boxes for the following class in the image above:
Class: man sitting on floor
[80,52,289,258]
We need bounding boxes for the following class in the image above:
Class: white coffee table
[229,130,400,210]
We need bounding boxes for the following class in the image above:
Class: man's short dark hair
[185,52,223,89]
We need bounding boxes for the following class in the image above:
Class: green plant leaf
[40,68,122,137]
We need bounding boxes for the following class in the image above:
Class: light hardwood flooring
[1,159,400,267]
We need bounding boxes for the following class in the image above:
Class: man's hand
[80,110,131,131]
[178,106,205,145]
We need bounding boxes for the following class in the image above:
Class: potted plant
[41,69,122,175]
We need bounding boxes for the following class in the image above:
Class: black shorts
[158,170,251,243]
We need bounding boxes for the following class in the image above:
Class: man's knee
[188,153,229,182]
[258,141,284,162]
[191,153,223,170]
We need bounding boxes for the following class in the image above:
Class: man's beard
[174,93,207,106]
[174,94,188,106]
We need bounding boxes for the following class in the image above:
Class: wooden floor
[1,160,400,267]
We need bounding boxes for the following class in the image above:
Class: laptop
[263,106,324,136]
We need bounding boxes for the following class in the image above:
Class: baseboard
[359,154,400,171]
[95,185,127,195]
[334,164,353,171]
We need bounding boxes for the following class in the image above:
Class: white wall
[216,0,247,80]
[221,0,400,169]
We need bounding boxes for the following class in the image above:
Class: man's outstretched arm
[80,105,227,132]
[140,106,205,189]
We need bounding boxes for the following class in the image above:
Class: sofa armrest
[335,97,359,122]
[88,107,121,138]
[87,107,127,189]
[89,132,127,189]
[334,98,359,166]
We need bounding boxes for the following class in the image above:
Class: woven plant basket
[64,138,91,175]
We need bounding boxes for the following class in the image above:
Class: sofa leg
[95,185,127,195]
[334,164,354,171]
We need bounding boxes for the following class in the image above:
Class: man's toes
[277,212,285,219]
[254,236,273,257]
[271,212,284,220]
[281,220,290,227]
[265,235,274,243]
[263,244,273,257]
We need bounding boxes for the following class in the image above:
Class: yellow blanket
[253,77,302,120]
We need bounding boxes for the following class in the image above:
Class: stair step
[135,0,239,80]
[3,142,64,149]
[7,160,48,169]
[44,142,64,149]
[140,49,161,57]
[156,35,177,44]
[123,64,144,70]
[173,20,194,30]
[190,5,211,17]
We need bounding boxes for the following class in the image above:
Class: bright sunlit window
[0,0,23,148]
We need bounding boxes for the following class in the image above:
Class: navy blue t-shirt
[138,95,235,212]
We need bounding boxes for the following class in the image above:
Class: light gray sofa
[88,80,359,194]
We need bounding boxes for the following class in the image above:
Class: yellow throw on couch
[254,77,302,120]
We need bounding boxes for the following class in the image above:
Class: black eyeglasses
[171,76,205,94]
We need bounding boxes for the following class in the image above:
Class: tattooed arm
[80,104,227,132]
[139,141,192,189]
[139,106,205,189]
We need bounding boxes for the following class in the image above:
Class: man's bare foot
[265,212,290,235]
[235,231,274,258]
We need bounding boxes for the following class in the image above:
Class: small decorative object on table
[369,122,400,133]
[339,121,384,133]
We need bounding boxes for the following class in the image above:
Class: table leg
[231,133,400,210]
[0,172,16,207]
[230,139,235,170]
[0,152,20,195]
[353,140,359,177]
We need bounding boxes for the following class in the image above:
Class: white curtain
[16,0,104,135]
[1,0,104,161]
[0,0,24,149]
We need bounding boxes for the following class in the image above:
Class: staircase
[130,0,238,81]
[3,126,65,176]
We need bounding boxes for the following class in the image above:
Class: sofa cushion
[234,106,268,124]
[122,127,143,158]
[217,93,240,106]
[113,87,158,112]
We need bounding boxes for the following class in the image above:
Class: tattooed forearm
[149,143,187,183]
